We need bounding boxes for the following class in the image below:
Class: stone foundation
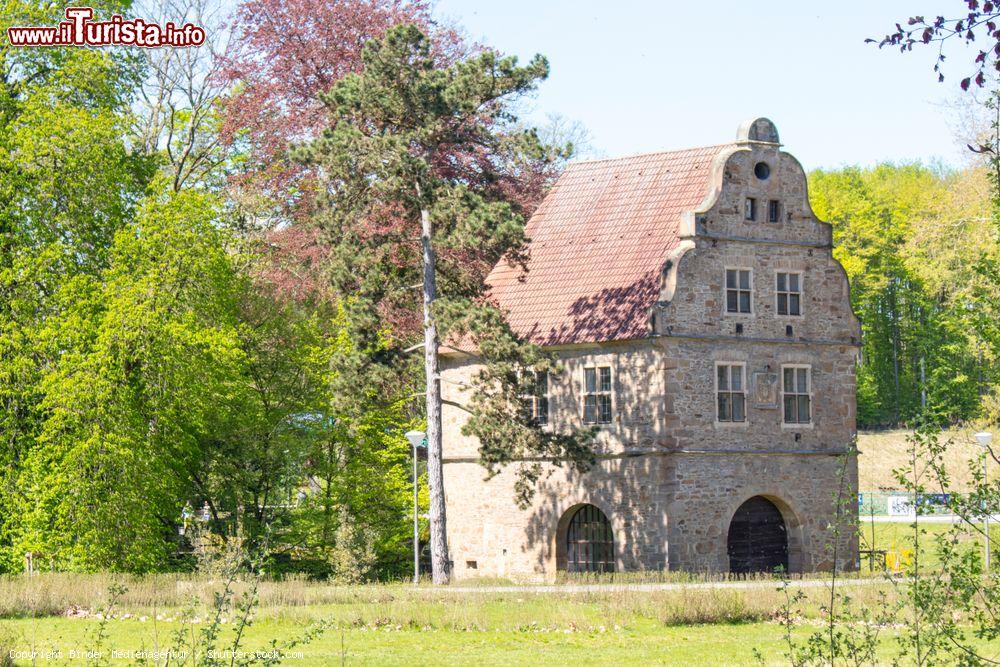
[442,450,856,581]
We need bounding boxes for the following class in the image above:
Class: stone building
[440,118,860,580]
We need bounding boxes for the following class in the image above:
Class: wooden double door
[727,496,789,574]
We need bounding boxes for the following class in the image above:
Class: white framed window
[583,366,612,424]
[725,268,753,314]
[715,363,747,423]
[782,365,812,425]
[776,272,802,316]
[520,370,549,426]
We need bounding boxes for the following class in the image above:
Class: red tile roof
[486,144,732,346]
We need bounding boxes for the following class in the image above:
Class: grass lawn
[857,428,992,491]
[0,614,832,666]
[1,489,998,665]
[5,599,997,666]
[2,570,999,666]
[856,517,1000,571]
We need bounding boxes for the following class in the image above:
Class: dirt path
[440,577,883,594]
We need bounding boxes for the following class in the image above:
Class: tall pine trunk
[418,186,451,584]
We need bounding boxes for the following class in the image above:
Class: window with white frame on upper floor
[519,370,549,426]
[776,272,802,316]
[716,363,746,423]
[782,365,812,424]
[725,268,752,314]
[583,366,612,424]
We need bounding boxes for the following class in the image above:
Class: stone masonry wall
[667,452,858,572]
[440,337,859,579]
[441,342,675,581]
[441,341,669,460]
[441,457,672,580]
[650,132,860,571]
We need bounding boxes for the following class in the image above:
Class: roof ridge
[567,142,736,168]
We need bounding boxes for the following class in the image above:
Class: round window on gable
[753,162,771,180]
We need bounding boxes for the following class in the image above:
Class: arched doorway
[727,496,789,574]
[565,504,615,573]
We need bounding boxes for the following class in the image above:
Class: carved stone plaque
[753,372,779,409]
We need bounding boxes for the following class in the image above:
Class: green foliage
[774,429,1000,665]
[0,2,154,572]
[9,188,239,570]
[810,163,996,427]
[0,10,415,576]
[294,25,549,353]
[280,317,416,580]
[1,175,417,574]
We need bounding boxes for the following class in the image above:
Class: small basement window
[744,197,757,221]
[583,367,612,424]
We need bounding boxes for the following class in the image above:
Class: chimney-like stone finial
[736,117,780,145]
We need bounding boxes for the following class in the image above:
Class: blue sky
[434,0,982,170]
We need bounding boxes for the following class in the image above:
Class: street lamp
[974,431,994,572]
[405,430,426,585]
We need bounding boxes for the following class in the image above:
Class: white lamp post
[974,431,994,572]
[405,430,427,584]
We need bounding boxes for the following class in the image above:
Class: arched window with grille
[565,504,614,573]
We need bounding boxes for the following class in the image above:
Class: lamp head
[405,430,427,449]
[975,431,994,449]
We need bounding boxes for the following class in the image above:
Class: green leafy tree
[0,3,419,574]
[0,0,154,571]
[810,164,989,427]
[282,400,414,580]
[11,187,243,570]
[5,179,343,571]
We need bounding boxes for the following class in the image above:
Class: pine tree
[298,25,595,583]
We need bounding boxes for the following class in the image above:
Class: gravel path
[439,577,884,594]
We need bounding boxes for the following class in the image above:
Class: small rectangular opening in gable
[768,200,781,223]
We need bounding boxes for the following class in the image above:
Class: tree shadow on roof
[524,272,660,346]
